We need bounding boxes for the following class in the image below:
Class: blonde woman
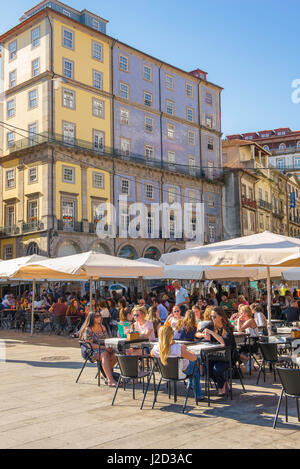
[150,325,204,400]
[195,306,214,338]
[173,309,197,341]
[133,306,155,341]
[146,305,161,338]
[237,305,259,370]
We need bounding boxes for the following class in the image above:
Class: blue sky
[1,0,300,136]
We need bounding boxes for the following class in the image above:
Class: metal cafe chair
[256,342,293,385]
[76,340,107,387]
[112,354,153,406]
[273,367,300,429]
[151,357,198,413]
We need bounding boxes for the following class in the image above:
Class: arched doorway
[57,240,81,257]
[118,245,138,260]
[144,246,161,261]
[91,242,111,255]
[26,242,39,255]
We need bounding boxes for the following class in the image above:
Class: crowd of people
[1,279,300,394]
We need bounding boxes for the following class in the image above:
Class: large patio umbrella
[1,252,164,336]
[161,231,300,333]
[0,255,49,336]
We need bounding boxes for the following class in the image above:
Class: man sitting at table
[281,300,300,323]
[219,294,233,310]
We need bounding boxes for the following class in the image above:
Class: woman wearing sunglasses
[165,306,182,330]
[81,311,118,387]
[133,306,155,341]
[202,307,236,396]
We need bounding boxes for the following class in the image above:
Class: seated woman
[250,303,268,334]
[192,305,203,325]
[150,325,204,401]
[236,305,259,368]
[173,309,197,341]
[202,306,237,396]
[195,306,214,338]
[146,305,161,338]
[80,312,117,387]
[165,306,182,330]
[98,300,111,334]
[133,306,155,341]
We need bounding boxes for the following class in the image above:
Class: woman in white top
[150,325,204,400]
[133,306,155,341]
[250,303,268,332]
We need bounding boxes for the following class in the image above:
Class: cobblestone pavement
[0,331,299,449]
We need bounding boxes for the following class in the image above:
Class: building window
[166,100,174,115]
[165,74,174,90]
[250,212,255,231]
[120,138,131,156]
[32,58,40,77]
[205,115,213,128]
[143,64,152,81]
[9,40,17,60]
[208,222,216,243]
[93,130,105,153]
[144,116,153,133]
[63,28,74,49]
[207,161,214,179]
[28,89,38,108]
[28,166,38,183]
[207,193,215,208]
[188,130,196,146]
[4,246,13,260]
[5,205,15,227]
[119,55,129,72]
[243,210,248,230]
[144,92,153,107]
[63,166,75,183]
[168,187,177,204]
[207,137,214,151]
[186,107,194,122]
[263,145,270,151]
[205,92,213,105]
[92,18,100,30]
[146,184,154,199]
[31,26,40,47]
[92,98,104,118]
[62,122,76,145]
[295,158,300,168]
[63,89,76,109]
[7,99,15,118]
[145,145,154,162]
[93,172,104,188]
[9,70,16,88]
[168,151,176,168]
[186,82,194,97]
[121,179,130,195]
[7,132,15,148]
[62,200,75,229]
[27,242,39,255]
[279,143,286,150]
[93,70,103,90]
[28,122,38,145]
[6,169,15,188]
[277,159,284,170]
[92,41,103,61]
[167,123,176,139]
[63,58,74,79]
[28,200,38,221]
[188,156,196,176]
[120,82,129,99]
[120,108,130,125]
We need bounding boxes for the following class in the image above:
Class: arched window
[118,245,138,260]
[57,241,81,257]
[26,242,39,255]
[144,246,161,261]
[279,143,286,151]
[263,145,270,152]
[92,242,111,255]
[297,141,300,148]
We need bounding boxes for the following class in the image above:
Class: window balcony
[57,219,83,232]
[22,220,42,233]
[258,199,272,211]
[241,196,257,209]
[0,225,18,236]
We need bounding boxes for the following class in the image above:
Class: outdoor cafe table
[104,337,149,354]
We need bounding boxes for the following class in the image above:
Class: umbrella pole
[90,278,93,313]
[30,279,36,337]
[267,267,272,336]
